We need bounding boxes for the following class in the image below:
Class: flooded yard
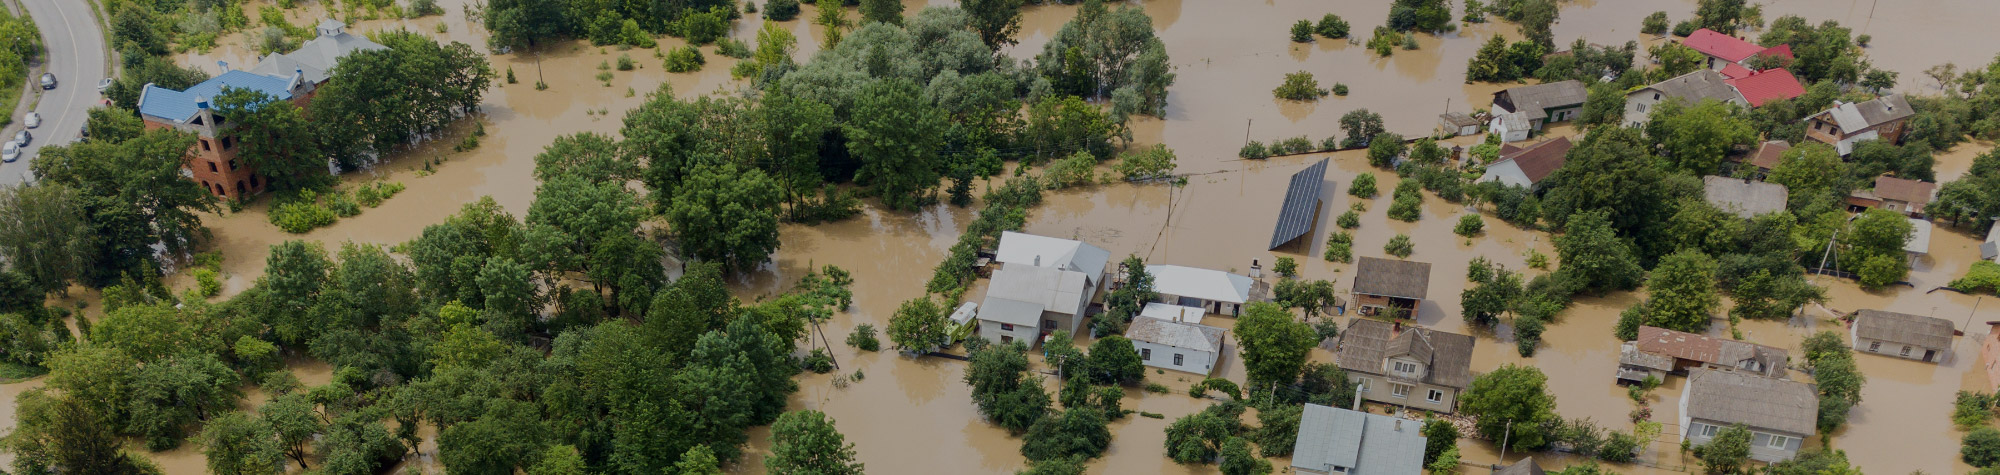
[9,0,2000,473]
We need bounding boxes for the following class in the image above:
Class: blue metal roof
[137,70,295,122]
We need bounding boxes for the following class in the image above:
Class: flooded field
[7,0,2000,473]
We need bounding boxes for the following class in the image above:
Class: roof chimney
[1033,255,1040,266]
[195,95,209,110]
[1395,419,1403,431]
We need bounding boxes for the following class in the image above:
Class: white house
[1679,369,1817,463]
[1489,111,1532,143]
[975,232,1112,346]
[1125,317,1227,376]
[1983,221,1999,263]
[1139,302,1206,323]
[1147,264,1254,316]
[1851,309,1954,363]
[1289,404,1427,474]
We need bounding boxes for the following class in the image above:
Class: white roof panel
[995,232,1111,278]
[1141,302,1206,324]
[1148,265,1253,304]
[1906,218,1933,255]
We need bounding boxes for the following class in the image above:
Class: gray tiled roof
[975,296,1044,327]
[1821,94,1914,134]
[1495,80,1588,120]
[1495,458,1547,475]
[1638,69,1745,105]
[1352,257,1432,300]
[1684,369,1819,435]
[1290,404,1427,474]
[1702,176,1789,219]
[248,22,388,85]
[1854,309,1954,350]
[1125,317,1226,353]
[1336,319,1475,389]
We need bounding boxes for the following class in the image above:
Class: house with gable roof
[1806,94,1914,155]
[975,232,1111,346]
[1681,28,1795,72]
[1490,80,1587,131]
[1125,317,1227,375]
[1679,369,1818,463]
[1289,403,1427,474]
[1335,319,1474,414]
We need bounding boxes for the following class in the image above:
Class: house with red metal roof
[1725,69,1806,107]
[1681,28,1795,72]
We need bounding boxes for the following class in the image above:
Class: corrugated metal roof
[995,231,1111,279]
[1125,317,1226,353]
[1726,69,1806,107]
[1147,265,1253,304]
[1494,80,1587,120]
[1685,369,1819,435]
[1269,159,1330,250]
[1352,257,1432,300]
[1140,302,1205,324]
[1854,309,1954,349]
[1702,176,1789,219]
[1290,404,1427,474]
[1682,29,1766,62]
[138,70,297,122]
[985,266,1089,318]
[975,296,1043,327]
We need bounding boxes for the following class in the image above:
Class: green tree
[1553,209,1644,294]
[311,31,493,160]
[859,0,903,25]
[4,389,161,475]
[1768,449,1864,475]
[30,130,218,285]
[1578,81,1628,129]
[886,296,948,352]
[1845,208,1913,288]
[1460,364,1559,452]
[483,0,566,48]
[1235,302,1316,387]
[1645,99,1755,175]
[848,78,946,210]
[261,393,323,470]
[1640,250,1719,333]
[1022,408,1113,462]
[1165,404,1243,464]
[199,411,285,475]
[961,0,1025,48]
[528,445,589,475]
[1084,336,1144,385]
[1218,436,1271,475]
[1367,132,1407,167]
[766,410,865,475]
[212,87,333,194]
[1694,424,1753,473]
[1421,417,1461,465]
[1694,0,1745,34]
[1253,405,1302,456]
[1339,109,1386,148]
[666,162,782,271]
[0,183,92,296]
[1766,142,1844,196]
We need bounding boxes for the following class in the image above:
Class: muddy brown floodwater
[8,0,2000,473]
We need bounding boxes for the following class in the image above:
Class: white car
[98,78,113,93]
[2,141,19,163]
[23,111,39,129]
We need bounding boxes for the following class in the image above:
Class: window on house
[1652,93,1660,100]
[1901,346,1913,357]
[1001,335,1014,344]
[1141,348,1151,361]
[1393,361,1418,374]
[1637,103,1648,113]
[250,175,260,189]
[1390,383,1412,398]
[1869,341,1881,352]
[229,159,239,170]
[208,161,218,173]
[200,140,211,151]
[221,137,233,149]
[1043,319,1055,329]
[1173,354,1184,365]
[1000,323,1014,331]
[1767,435,1791,449]
[1427,390,1444,403]
[1698,424,1718,437]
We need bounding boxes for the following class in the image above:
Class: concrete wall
[1347,373,1458,414]
[1134,340,1219,376]
[1853,335,1945,362]
[1682,419,1805,463]
[977,319,1039,348]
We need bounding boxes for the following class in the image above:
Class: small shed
[1852,309,1954,363]
[1906,218,1934,256]
[1351,257,1432,319]
[1126,317,1227,375]
[1438,112,1481,137]
[1702,176,1789,218]
[1617,341,1674,384]
[1490,111,1532,142]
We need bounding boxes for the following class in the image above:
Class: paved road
[2,0,108,186]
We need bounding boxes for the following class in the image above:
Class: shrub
[1239,141,1270,159]
[1515,315,1544,356]
[766,0,800,21]
[270,200,337,233]
[1349,173,1377,198]
[1332,83,1348,96]
[1366,132,1406,167]
[664,45,705,72]
[1455,214,1484,237]
[1144,383,1170,394]
[616,53,635,70]
[803,349,835,373]
[1115,145,1177,181]
[1856,34,1871,47]
[193,269,222,297]
[1273,71,1329,101]
[1324,231,1353,263]
[1290,20,1314,43]
[1044,152,1098,188]
[1640,11,1669,35]
[1967,426,2000,467]
[1672,20,1696,37]
[326,192,361,217]
[1316,13,1350,38]
[715,38,752,58]
[1320,135,1341,151]
[1956,391,1997,430]
[1278,136,1315,155]
[1387,195,1421,222]
[847,323,880,351]
[1385,234,1414,258]
[1401,33,1419,50]
[1336,210,1360,229]
[1468,256,1494,283]
[1952,261,2000,295]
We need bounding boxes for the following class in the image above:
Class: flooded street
[9,0,2000,472]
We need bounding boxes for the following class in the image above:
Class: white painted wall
[1133,340,1218,376]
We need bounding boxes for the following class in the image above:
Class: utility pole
[1499,419,1514,462]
